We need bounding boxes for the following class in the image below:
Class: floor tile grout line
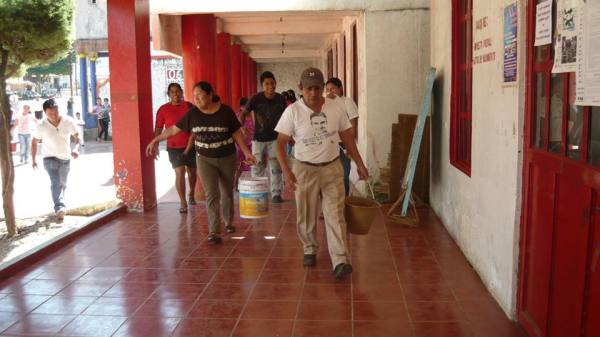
[382,212,417,337]
[228,209,293,337]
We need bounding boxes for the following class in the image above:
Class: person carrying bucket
[274,67,369,281]
[241,71,287,203]
[146,81,256,245]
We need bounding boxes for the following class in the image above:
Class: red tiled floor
[0,204,526,337]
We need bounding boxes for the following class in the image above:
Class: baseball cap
[43,99,58,111]
[299,67,324,88]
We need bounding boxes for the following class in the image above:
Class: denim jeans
[98,119,110,141]
[18,134,31,162]
[339,148,351,196]
[43,157,70,212]
[251,140,283,197]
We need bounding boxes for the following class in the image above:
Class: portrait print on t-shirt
[303,111,337,147]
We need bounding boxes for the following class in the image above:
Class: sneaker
[207,233,223,245]
[56,209,66,220]
[225,225,236,234]
[303,254,316,267]
[272,195,283,203]
[333,263,353,281]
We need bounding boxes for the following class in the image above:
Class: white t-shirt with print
[33,117,78,160]
[275,97,352,163]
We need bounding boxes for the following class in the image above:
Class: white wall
[256,61,318,98]
[75,0,107,39]
[360,9,431,178]
[429,0,526,318]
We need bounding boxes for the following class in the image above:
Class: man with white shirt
[275,67,369,281]
[31,99,80,220]
[326,77,359,195]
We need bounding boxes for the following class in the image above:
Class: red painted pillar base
[107,0,156,210]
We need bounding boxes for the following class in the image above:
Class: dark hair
[326,77,343,88]
[167,82,183,93]
[239,97,248,106]
[193,81,220,102]
[281,91,289,100]
[260,71,275,84]
[287,89,297,103]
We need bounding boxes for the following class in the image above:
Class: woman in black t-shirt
[147,81,256,244]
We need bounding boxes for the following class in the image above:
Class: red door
[518,1,600,337]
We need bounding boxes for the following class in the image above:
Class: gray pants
[196,153,236,234]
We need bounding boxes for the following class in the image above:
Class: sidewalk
[2,141,176,219]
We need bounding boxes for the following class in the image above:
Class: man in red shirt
[153,83,197,213]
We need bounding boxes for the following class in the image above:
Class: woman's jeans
[98,119,110,141]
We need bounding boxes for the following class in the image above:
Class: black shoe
[303,254,316,267]
[272,195,283,203]
[225,225,236,234]
[333,263,353,281]
[207,233,222,244]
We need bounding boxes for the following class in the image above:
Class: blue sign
[504,3,518,83]
[401,68,436,216]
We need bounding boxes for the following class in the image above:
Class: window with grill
[450,0,473,176]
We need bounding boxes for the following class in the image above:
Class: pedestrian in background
[31,99,81,220]
[242,71,287,203]
[97,98,111,141]
[326,77,359,195]
[74,112,85,147]
[92,97,103,142]
[15,104,36,164]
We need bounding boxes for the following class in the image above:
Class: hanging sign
[534,0,553,46]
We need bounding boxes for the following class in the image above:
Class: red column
[107,0,156,209]
[215,33,232,106]
[249,59,257,96]
[181,14,216,101]
[240,51,249,99]
[230,44,242,110]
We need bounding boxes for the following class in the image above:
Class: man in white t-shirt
[275,67,369,281]
[31,99,80,220]
[326,77,359,196]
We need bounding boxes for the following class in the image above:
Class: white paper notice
[552,0,579,73]
[576,0,600,106]
[535,0,553,46]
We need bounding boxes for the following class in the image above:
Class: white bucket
[238,173,269,219]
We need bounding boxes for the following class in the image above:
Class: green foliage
[0,0,74,78]
[27,51,73,76]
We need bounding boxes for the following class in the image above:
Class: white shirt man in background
[31,99,80,220]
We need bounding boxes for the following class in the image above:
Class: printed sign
[553,0,579,73]
[535,0,553,46]
[504,3,518,83]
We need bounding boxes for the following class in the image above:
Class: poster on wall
[503,2,518,83]
[534,0,552,46]
[576,0,600,106]
[552,0,579,73]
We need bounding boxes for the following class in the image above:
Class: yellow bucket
[345,183,381,235]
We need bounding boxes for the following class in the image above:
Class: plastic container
[238,173,269,219]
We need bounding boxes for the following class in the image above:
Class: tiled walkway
[0,202,527,337]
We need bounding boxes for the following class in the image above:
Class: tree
[26,52,74,90]
[0,0,74,236]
